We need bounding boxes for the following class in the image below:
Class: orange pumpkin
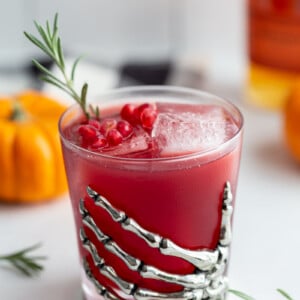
[0,90,68,203]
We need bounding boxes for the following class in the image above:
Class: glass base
[81,267,104,300]
[81,267,133,300]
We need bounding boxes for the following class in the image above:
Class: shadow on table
[0,195,67,212]
[253,138,300,176]
[27,275,82,300]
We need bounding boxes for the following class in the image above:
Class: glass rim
[58,85,244,163]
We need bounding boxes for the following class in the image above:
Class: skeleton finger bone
[203,277,228,300]
[219,182,233,247]
[81,228,136,295]
[83,258,128,300]
[207,246,229,281]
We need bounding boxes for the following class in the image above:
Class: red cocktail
[59,86,243,300]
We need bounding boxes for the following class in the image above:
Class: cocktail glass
[59,86,243,300]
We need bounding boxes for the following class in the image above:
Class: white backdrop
[0,0,246,82]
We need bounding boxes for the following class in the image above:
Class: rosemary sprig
[0,243,46,277]
[24,13,98,119]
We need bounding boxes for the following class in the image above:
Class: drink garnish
[77,102,157,150]
[24,13,98,120]
[24,13,159,152]
[0,243,46,277]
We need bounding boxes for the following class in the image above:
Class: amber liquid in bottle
[247,0,300,109]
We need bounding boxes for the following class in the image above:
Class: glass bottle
[247,0,300,109]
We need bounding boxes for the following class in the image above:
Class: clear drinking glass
[59,86,243,300]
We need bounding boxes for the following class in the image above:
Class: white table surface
[0,82,299,300]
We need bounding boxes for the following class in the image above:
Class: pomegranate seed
[90,136,107,149]
[107,129,123,146]
[136,103,157,127]
[117,120,133,138]
[88,119,101,130]
[78,125,99,143]
[140,107,157,129]
[120,103,139,124]
[137,103,157,114]
[99,119,117,136]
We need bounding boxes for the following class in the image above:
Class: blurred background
[0,0,246,94]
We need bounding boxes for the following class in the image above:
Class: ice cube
[152,107,233,157]
[101,129,154,158]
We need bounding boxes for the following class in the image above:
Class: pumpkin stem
[10,102,27,121]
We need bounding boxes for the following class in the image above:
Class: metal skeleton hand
[79,182,233,300]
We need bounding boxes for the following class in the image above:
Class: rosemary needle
[277,289,294,300]
[229,288,294,300]
[229,289,256,300]
[0,243,46,277]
